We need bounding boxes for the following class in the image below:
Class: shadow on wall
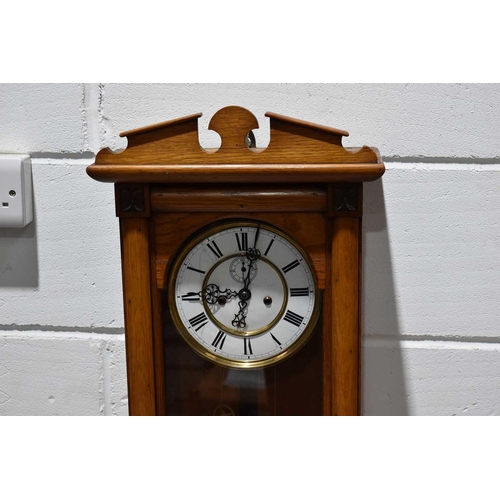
[0,195,39,288]
[362,178,408,416]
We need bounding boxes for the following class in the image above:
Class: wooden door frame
[117,183,363,416]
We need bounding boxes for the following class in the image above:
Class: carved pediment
[88,106,384,183]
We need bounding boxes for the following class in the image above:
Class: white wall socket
[0,154,33,228]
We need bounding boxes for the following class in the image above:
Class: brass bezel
[167,219,321,369]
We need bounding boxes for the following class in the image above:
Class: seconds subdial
[229,256,258,284]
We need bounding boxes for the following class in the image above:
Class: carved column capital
[115,183,150,218]
[328,183,362,217]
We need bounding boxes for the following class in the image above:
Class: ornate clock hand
[245,226,261,266]
[232,226,262,328]
[203,284,238,304]
[234,241,261,328]
[232,300,248,329]
[243,259,252,290]
[243,236,261,289]
[220,287,238,299]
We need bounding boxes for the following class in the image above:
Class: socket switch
[0,154,33,227]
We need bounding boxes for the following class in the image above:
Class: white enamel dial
[168,221,320,369]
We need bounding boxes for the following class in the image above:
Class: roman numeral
[186,266,205,275]
[282,259,300,274]
[290,287,310,297]
[236,232,248,252]
[188,312,208,331]
[264,238,275,256]
[244,338,253,355]
[207,241,223,259]
[212,330,227,350]
[181,292,200,301]
[283,310,304,327]
[270,333,282,347]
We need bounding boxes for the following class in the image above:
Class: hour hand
[204,284,238,305]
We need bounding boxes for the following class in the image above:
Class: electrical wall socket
[0,154,33,228]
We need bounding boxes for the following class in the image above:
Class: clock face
[168,220,320,369]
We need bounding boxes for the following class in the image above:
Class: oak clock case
[162,220,324,416]
[86,105,385,416]
[168,220,320,369]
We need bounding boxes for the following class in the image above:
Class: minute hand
[232,228,261,329]
[244,248,260,288]
[244,225,261,283]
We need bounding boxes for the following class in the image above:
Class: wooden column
[331,217,360,415]
[327,183,362,416]
[120,217,157,415]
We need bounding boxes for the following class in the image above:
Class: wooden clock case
[87,106,385,416]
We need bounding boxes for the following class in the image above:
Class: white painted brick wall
[0,84,89,154]
[99,83,500,158]
[1,83,499,415]
[0,332,127,415]
[0,159,122,328]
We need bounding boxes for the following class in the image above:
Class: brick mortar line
[386,156,500,165]
[17,154,500,166]
[1,326,498,346]
[364,334,500,346]
[0,324,124,335]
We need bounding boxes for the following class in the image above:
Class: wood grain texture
[149,223,166,416]
[120,217,156,415]
[150,285,166,415]
[153,212,327,290]
[119,113,202,137]
[88,163,384,184]
[265,111,349,137]
[150,185,327,213]
[323,219,333,415]
[330,217,360,416]
[87,106,385,183]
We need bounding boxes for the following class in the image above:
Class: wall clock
[87,106,385,416]
[169,219,320,369]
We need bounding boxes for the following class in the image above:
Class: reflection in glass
[163,291,323,416]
